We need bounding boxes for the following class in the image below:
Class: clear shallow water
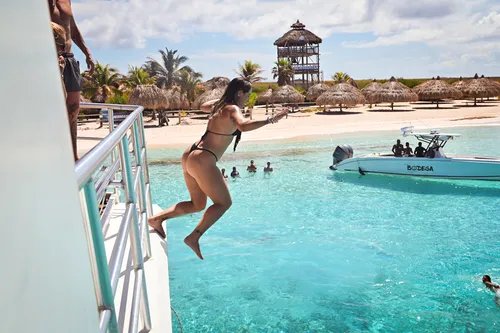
[149,126,500,333]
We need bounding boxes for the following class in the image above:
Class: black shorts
[61,53,82,93]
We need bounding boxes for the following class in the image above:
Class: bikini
[189,129,242,161]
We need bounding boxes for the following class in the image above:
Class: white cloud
[72,0,500,74]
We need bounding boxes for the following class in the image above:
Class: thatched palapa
[202,77,230,90]
[363,76,418,110]
[461,73,500,106]
[274,20,322,46]
[192,87,226,110]
[361,80,383,94]
[128,84,168,109]
[413,76,462,107]
[316,82,365,112]
[270,85,304,104]
[306,83,330,101]
[257,88,273,104]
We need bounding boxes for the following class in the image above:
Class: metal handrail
[76,102,154,333]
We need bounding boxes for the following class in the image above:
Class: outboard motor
[330,145,353,169]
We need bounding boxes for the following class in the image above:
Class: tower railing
[75,102,153,333]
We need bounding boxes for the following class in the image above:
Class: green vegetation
[235,60,265,83]
[246,92,258,108]
[272,59,295,86]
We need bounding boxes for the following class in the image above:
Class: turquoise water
[149,126,500,333]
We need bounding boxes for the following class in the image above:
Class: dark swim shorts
[61,53,82,92]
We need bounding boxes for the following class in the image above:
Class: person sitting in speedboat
[403,142,413,157]
[414,142,426,157]
[392,139,404,157]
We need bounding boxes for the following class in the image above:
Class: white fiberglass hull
[334,154,500,180]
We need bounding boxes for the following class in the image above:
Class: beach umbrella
[461,73,500,106]
[202,76,230,90]
[257,87,273,114]
[306,83,330,101]
[363,76,418,110]
[192,87,226,110]
[270,85,304,113]
[412,76,462,107]
[270,85,304,104]
[164,88,182,110]
[361,79,383,106]
[316,82,366,112]
[128,84,168,110]
[362,80,383,94]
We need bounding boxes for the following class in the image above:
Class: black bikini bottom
[189,143,218,161]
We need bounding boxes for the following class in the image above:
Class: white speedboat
[330,127,500,181]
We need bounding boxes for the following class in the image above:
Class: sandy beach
[77,99,500,155]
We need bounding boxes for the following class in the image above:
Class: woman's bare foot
[184,232,204,260]
[148,217,166,239]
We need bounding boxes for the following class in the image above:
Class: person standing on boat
[403,142,413,157]
[48,0,95,161]
[148,78,288,260]
[392,139,404,157]
[414,142,426,157]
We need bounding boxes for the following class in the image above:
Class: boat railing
[75,102,153,333]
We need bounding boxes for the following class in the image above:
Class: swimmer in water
[483,275,500,293]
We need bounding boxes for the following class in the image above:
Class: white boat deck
[103,203,172,333]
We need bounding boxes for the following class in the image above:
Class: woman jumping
[148,78,288,259]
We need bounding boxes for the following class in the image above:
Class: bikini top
[201,129,242,152]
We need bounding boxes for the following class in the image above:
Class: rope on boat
[171,306,184,333]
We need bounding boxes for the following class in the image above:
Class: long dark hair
[210,77,252,117]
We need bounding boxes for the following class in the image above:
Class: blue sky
[71,0,500,81]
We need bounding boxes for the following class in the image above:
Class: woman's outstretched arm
[230,106,287,132]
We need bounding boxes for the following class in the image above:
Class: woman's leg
[148,152,207,239]
[183,155,232,260]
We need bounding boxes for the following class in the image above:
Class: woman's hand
[271,109,289,123]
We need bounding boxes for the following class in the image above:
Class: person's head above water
[267,162,271,166]
[396,139,401,144]
[418,142,423,147]
[232,166,237,171]
[221,168,226,173]
[250,160,254,165]
[405,142,410,147]
[483,275,492,283]
[211,78,252,115]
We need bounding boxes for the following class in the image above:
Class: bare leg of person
[183,155,232,260]
[66,92,80,162]
[148,169,207,239]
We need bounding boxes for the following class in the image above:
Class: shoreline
[77,101,500,154]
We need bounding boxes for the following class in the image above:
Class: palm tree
[145,48,201,89]
[272,59,295,86]
[82,62,123,102]
[234,60,265,83]
[125,66,156,88]
[331,72,352,83]
[177,69,203,102]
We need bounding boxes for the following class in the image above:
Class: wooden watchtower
[274,20,322,89]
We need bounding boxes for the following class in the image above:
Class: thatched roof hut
[461,73,500,105]
[363,76,418,110]
[306,83,330,101]
[361,80,383,104]
[412,76,462,107]
[192,87,226,110]
[164,88,182,109]
[257,88,273,104]
[270,85,304,104]
[316,82,365,111]
[274,20,322,46]
[128,84,168,109]
[202,77,230,90]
